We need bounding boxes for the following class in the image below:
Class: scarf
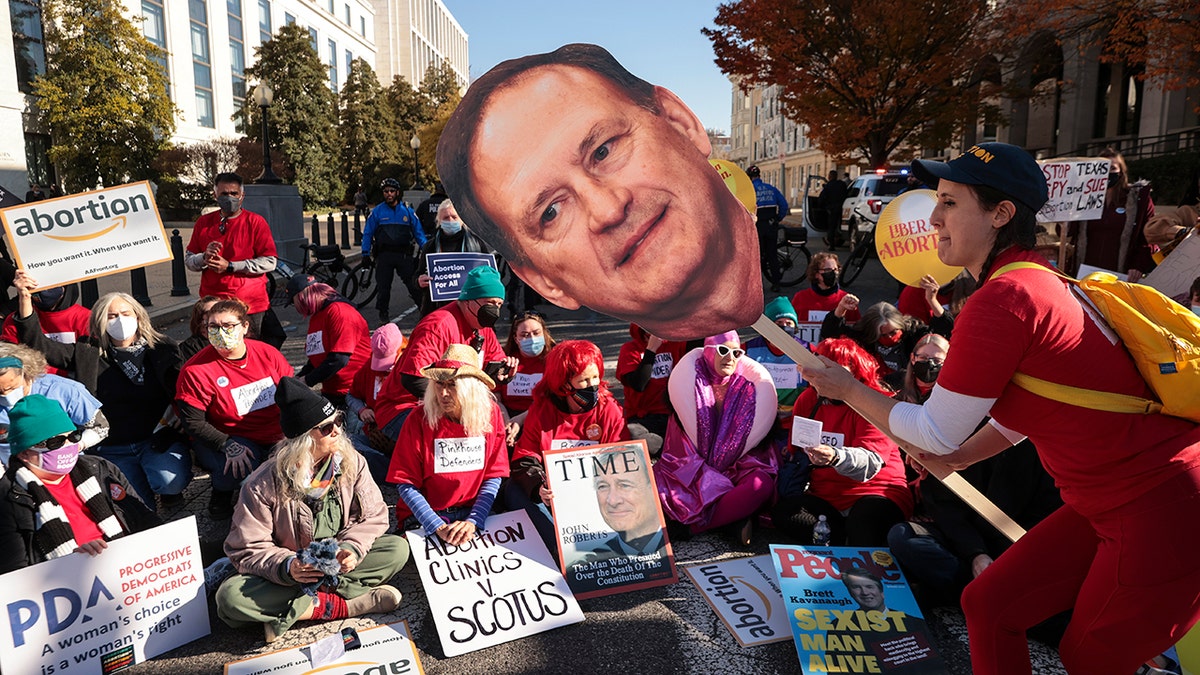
[694,355,758,473]
[304,453,342,501]
[109,339,148,385]
[14,461,125,560]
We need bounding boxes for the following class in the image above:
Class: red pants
[962,467,1200,674]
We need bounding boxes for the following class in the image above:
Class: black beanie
[274,377,336,439]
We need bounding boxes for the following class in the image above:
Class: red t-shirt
[348,365,387,411]
[305,301,371,395]
[790,287,860,344]
[793,387,913,515]
[895,285,951,325]
[940,248,1200,516]
[2,305,92,375]
[496,352,547,414]
[375,303,506,428]
[175,341,293,446]
[386,402,509,519]
[44,477,104,545]
[616,331,688,419]
[512,395,631,464]
[186,209,277,313]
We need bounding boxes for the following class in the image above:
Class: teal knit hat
[458,266,505,301]
[9,394,76,454]
[765,296,798,324]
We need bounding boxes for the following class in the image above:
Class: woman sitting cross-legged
[216,378,409,644]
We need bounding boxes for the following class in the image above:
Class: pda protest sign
[769,544,948,674]
[1037,158,1110,223]
[874,190,963,287]
[224,622,424,675]
[427,252,498,302]
[682,555,792,647]
[0,181,172,288]
[0,516,209,675]
[544,440,678,599]
[405,509,584,657]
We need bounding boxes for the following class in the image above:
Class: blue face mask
[518,336,545,357]
[1192,305,1200,318]
[440,219,463,235]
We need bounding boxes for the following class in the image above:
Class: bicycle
[341,257,378,309]
[266,244,347,306]
[839,226,876,287]
[774,223,812,288]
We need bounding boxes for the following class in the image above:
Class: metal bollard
[130,268,151,306]
[353,212,362,246]
[326,213,335,247]
[311,214,320,246]
[340,211,350,250]
[81,279,99,309]
[170,228,190,296]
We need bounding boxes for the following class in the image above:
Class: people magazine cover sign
[769,544,949,674]
[543,440,677,599]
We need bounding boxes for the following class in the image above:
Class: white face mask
[106,315,138,342]
[3,387,24,408]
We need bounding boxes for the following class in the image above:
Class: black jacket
[0,455,161,574]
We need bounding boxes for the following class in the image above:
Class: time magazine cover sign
[769,545,948,674]
[544,440,677,599]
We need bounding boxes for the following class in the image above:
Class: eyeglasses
[713,345,745,359]
[314,412,345,437]
[913,356,944,365]
[33,430,84,450]
[207,322,242,331]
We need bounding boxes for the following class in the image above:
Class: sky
[441,0,734,134]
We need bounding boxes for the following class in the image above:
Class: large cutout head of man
[593,448,659,544]
[437,43,762,341]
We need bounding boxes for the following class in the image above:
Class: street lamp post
[254,79,282,184]
[409,133,424,191]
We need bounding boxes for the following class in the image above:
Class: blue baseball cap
[912,143,1049,212]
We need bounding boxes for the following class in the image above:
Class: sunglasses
[713,345,745,359]
[314,412,345,437]
[33,429,84,451]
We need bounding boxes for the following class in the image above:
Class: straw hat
[420,344,496,389]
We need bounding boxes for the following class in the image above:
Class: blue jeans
[94,439,192,506]
[886,521,964,592]
[347,432,392,484]
[193,436,268,492]
[381,408,412,443]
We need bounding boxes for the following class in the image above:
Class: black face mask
[476,302,501,329]
[32,287,66,312]
[820,270,838,287]
[1108,173,1121,188]
[570,384,599,412]
[912,360,942,384]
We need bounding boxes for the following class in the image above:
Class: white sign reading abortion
[0,181,172,288]
[405,509,584,657]
[1037,158,1111,223]
[682,555,792,647]
[0,517,210,675]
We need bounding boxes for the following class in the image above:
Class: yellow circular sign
[710,159,757,214]
[875,190,963,287]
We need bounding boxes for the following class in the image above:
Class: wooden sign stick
[751,314,1025,543]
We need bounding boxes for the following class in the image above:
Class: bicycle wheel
[342,261,377,308]
[777,242,812,288]
[840,235,872,287]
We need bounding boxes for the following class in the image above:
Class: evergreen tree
[32,0,177,191]
[338,58,388,202]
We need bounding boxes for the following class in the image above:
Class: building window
[257,0,271,42]
[140,0,170,99]
[284,11,294,25]
[343,3,349,24]
[326,0,333,12]
[24,133,54,189]
[345,49,352,78]
[328,38,338,90]
[190,0,215,128]
[308,27,318,51]
[359,15,366,37]
[9,0,46,93]
[228,0,247,130]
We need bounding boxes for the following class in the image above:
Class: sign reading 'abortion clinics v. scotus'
[0,181,172,288]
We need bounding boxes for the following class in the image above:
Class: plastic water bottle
[813,515,831,546]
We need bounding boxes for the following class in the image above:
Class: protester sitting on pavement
[345,323,405,483]
[790,252,859,342]
[0,342,109,467]
[0,282,90,347]
[508,340,630,550]
[217,378,409,644]
[414,200,491,316]
[178,296,220,365]
[821,299,951,376]
[373,266,517,443]
[744,296,812,420]
[655,332,778,545]
[616,323,688,458]
[498,309,556,419]
[12,272,190,508]
[175,298,293,519]
[388,344,508,545]
[773,338,913,547]
[896,274,953,326]
[287,273,371,408]
[0,394,159,574]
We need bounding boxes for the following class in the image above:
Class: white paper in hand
[791,416,822,449]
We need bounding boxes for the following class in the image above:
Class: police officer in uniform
[362,178,426,323]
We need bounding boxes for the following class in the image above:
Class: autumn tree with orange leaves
[704,0,1005,168]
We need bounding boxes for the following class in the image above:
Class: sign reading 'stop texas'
[437,43,763,341]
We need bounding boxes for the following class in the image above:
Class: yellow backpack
[990,261,1200,422]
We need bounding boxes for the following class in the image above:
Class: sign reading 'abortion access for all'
[0,181,172,288]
